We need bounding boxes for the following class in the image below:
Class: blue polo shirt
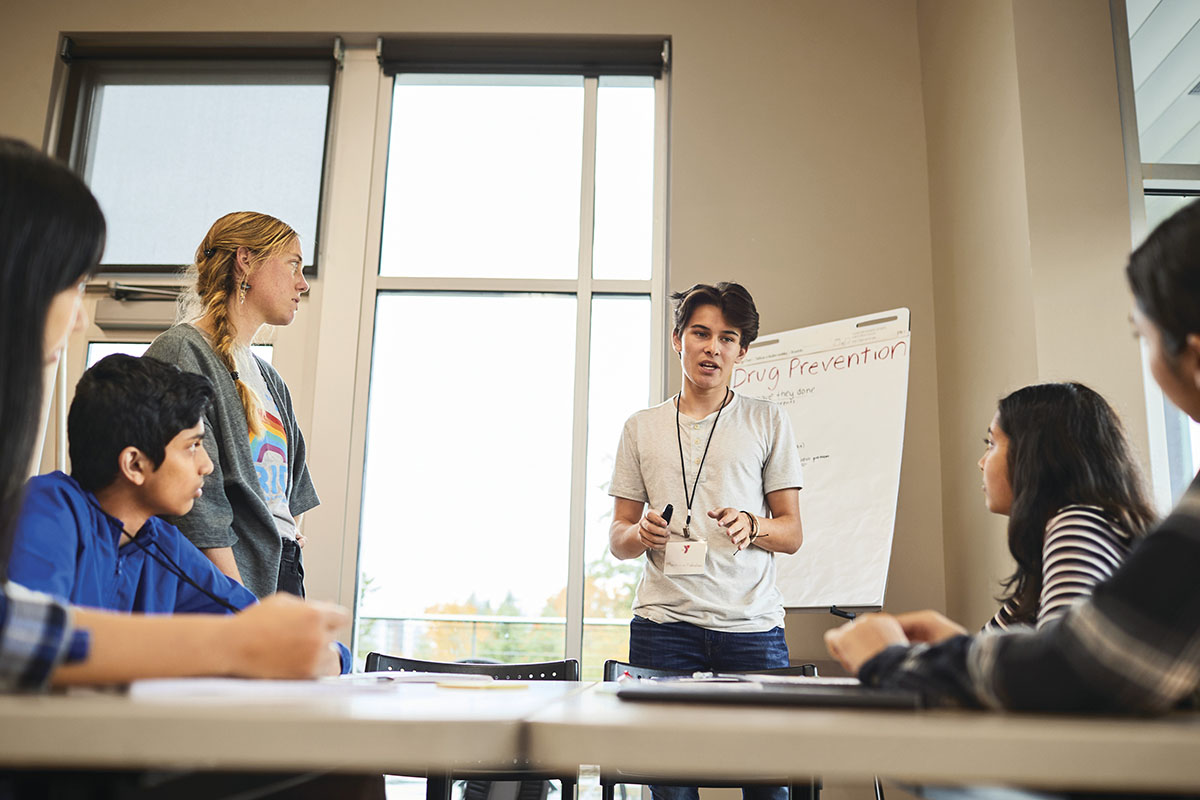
[10,471,350,673]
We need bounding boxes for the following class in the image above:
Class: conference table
[527,683,1200,793]
[0,679,580,775]
[2,679,1200,794]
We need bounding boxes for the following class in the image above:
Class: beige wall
[917,0,1146,626]
[3,0,1145,663]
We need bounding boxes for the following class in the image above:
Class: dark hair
[68,355,215,492]
[670,282,760,347]
[1127,198,1200,358]
[0,138,105,571]
[995,382,1156,624]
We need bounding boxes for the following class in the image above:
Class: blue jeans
[628,617,790,800]
[628,616,790,672]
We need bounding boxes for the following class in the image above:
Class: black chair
[365,653,578,681]
[600,659,822,800]
[364,654,580,800]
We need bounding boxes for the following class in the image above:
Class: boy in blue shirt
[8,354,349,673]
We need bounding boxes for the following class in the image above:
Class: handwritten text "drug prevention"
[733,340,908,392]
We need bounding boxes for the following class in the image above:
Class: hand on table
[824,613,909,676]
[231,595,348,678]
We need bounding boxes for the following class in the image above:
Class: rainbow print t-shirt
[241,361,299,541]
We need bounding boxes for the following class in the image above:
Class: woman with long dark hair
[825,197,1200,719]
[979,382,1155,631]
[0,138,104,566]
[0,137,346,690]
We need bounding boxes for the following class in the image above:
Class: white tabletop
[0,680,583,774]
[523,683,1200,792]
[7,679,1200,792]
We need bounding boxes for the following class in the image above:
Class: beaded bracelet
[741,510,760,542]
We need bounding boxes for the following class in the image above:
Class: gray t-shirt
[144,324,318,598]
[610,393,804,632]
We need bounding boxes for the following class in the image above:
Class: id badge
[664,539,707,575]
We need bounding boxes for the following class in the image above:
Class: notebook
[615,675,922,710]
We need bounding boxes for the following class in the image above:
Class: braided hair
[181,212,296,438]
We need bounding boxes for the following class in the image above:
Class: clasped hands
[824,609,967,675]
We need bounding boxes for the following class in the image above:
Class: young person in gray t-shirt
[146,212,316,600]
[609,282,804,800]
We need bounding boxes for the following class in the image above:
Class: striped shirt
[0,581,88,691]
[984,506,1134,632]
[860,474,1200,713]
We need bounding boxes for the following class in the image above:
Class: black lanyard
[675,387,730,538]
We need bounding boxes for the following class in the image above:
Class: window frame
[344,64,671,666]
[50,38,339,276]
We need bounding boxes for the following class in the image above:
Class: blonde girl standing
[147,212,315,598]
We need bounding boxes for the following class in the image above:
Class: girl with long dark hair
[979,382,1155,631]
[825,197,1200,718]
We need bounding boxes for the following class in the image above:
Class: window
[353,38,668,679]
[1116,3,1200,504]
[56,39,336,273]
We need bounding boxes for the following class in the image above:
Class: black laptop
[615,676,922,710]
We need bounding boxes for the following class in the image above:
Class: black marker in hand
[661,504,674,525]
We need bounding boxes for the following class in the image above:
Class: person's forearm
[203,546,243,583]
[54,596,349,685]
[52,609,234,685]
[858,637,985,709]
[609,519,647,560]
[750,512,802,554]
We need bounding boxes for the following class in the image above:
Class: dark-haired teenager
[609,282,803,800]
[0,136,381,799]
[978,383,1155,632]
[825,197,1200,721]
[8,354,349,673]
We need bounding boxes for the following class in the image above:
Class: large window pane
[83,70,329,268]
[580,295,651,679]
[356,293,577,662]
[380,76,584,279]
[592,79,656,281]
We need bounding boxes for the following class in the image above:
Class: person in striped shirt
[824,196,1200,719]
[978,383,1156,633]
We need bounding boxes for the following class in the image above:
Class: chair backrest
[365,652,579,681]
[602,659,818,681]
[743,664,818,677]
[602,660,691,681]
